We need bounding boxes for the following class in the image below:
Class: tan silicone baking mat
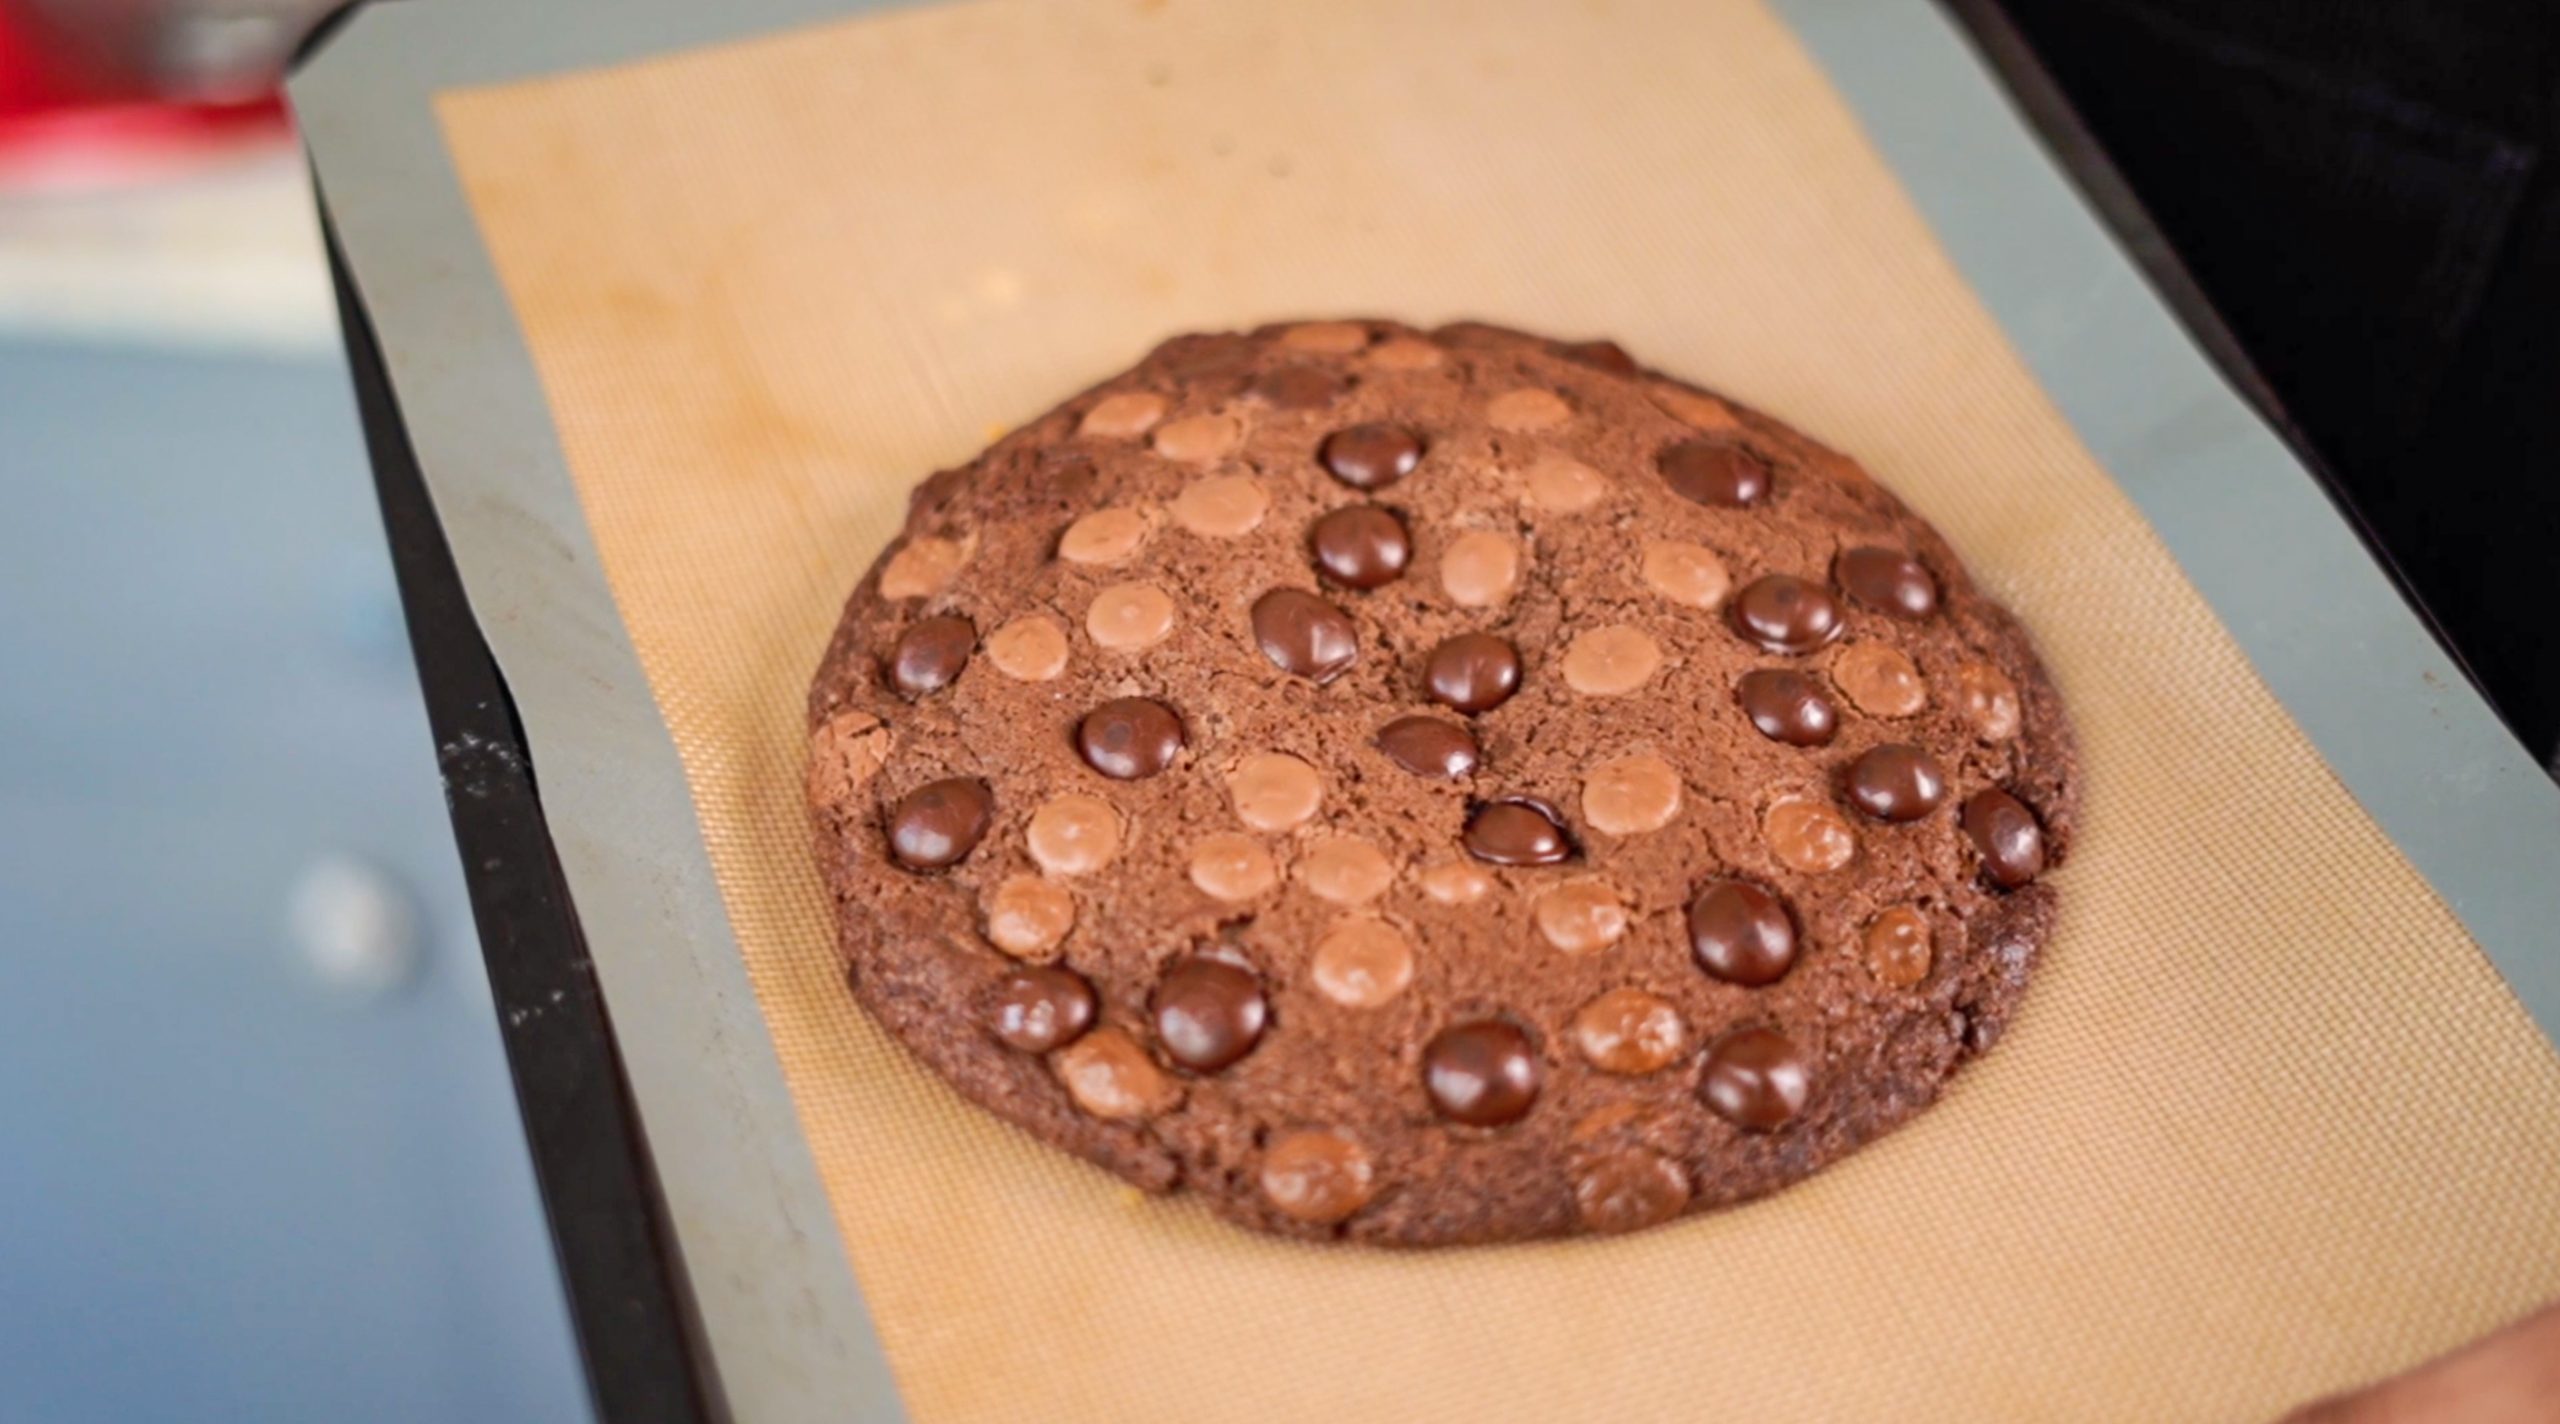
[435,0,2560,1417]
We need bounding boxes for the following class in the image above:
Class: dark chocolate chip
[991,966,1096,1053]
[1319,423,1424,490]
[1463,798,1573,866]
[1736,668,1838,746]
[1700,1027,1810,1131]
[1687,881,1798,987]
[1845,744,1948,822]
[1249,365,1350,410]
[1730,574,1843,654]
[886,615,976,697]
[1836,547,1937,619]
[1424,632,1522,714]
[1152,957,1268,1072]
[1658,438,1771,507]
[886,777,994,869]
[1375,715,1480,779]
[1250,588,1359,683]
[1961,788,2046,888]
[1423,1020,1542,1126]
[1308,505,1412,589]
[1077,697,1186,780]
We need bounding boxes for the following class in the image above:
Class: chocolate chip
[1961,788,2046,888]
[1845,744,1947,822]
[1422,1020,1542,1126]
[1687,880,1798,987]
[1319,422,1424,490]
[1077,697,1185,780]
[1424,632,1522,713]
[1836,547,1937,619]
[991,966,1095,1053]
[1250,365,1349,409]
[1736,668,1837,746]
[1730,574,1842,654]
[1156,333,1256,378]
[1251,588,1358,683]
[1558,338,1639,375]
[1463,798,1573,866]
[886,777,993,869]
[1658,438,1771,507]
[886,615,975,697]
[1308,505,1412,589]
[1700,1027,1810,1131]
[1375,715,1479,779]
[1152,957,1268,1072]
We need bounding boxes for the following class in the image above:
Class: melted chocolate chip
[1962,788,2046,888]
[1687,880,1798,987]
[991,966,1096,1053]
[1463,798,1573,866]
[1308,505,1412,589]
[1836,547,1938,619]
[1152,957,1268,1072]
[1076,697,1185,780]
[1319,423,1424,490]
[1700,1027,1811,1130]
[1845,744,1947,822]
[1730,574,1843,654]
[886,615,975,697]
[1251,588,1358,683]
[1658,438,1772,507]
[1736,668,1838,746]
[1424,632,1522,714]
[886,777,994,869]
[1375,715,1480,779]
[1250,365,1350,409]
[1423,1020,1542,1126]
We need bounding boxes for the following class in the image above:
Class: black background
[2007,0,2560,769]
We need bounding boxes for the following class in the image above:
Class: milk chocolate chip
[1260,1130,1375,1225]
[1250,364,1349,410]
[1574,1151,1692,1234]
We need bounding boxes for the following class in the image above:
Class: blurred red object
[0,0,290,188]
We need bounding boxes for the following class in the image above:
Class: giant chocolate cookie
[807,319,2075,1246]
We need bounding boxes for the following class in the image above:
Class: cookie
[807,319,2076,1246]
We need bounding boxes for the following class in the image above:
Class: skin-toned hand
[2279,1299,2560,1422]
